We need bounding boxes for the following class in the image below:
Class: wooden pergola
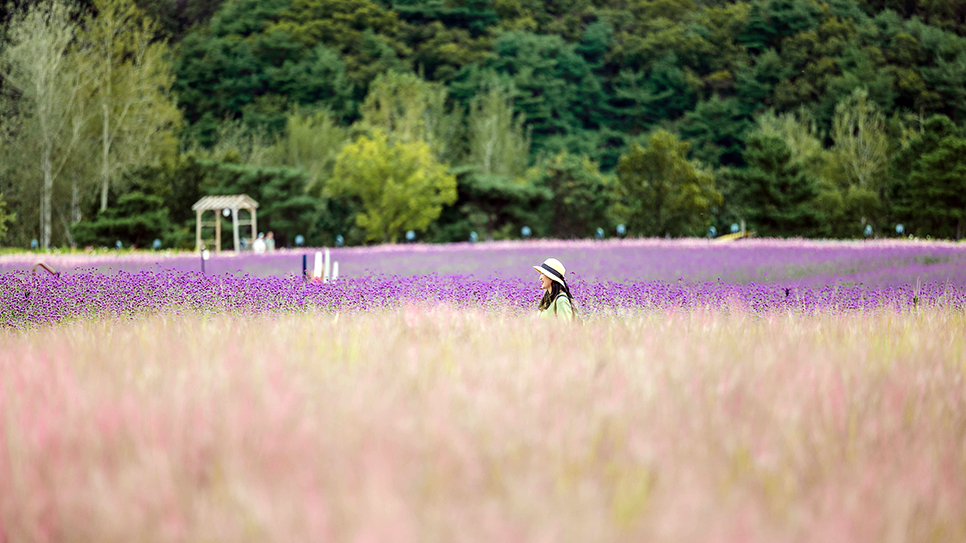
[192,194,259,253]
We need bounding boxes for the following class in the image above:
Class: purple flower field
[4,238,966,285]
[2,239,965,327]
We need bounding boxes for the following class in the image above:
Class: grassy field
[3,308,965,542]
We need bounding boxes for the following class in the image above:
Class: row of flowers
[2,269,962,328]
[3,239,965,287]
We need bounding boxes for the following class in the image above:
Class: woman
[533,257,576,320]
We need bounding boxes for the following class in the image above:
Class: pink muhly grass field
[2,308,965,542]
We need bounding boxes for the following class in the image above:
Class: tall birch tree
[466,83,531,177]
[0,0,88,249]
[830,88,890,191]
[80,0,180,212]
[356,71,462,165]
[829,88,891,229]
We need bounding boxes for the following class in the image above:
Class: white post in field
[313,251,323,279]
[324,248,331,283]
[332,261,339,281]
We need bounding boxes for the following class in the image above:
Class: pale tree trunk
[483,115,496,174]
[71,173,81,223]
[41,143,53,249]
[100,44,112,211]
[100,102,111,210]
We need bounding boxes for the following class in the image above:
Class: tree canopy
[4,0,966,247]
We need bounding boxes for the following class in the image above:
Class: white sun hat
[533,257,567,286]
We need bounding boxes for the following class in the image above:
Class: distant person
[265,231,276,251]
[533,257,576,320]
[253,232,266,254]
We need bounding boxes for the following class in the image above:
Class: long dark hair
[538,278,577,315]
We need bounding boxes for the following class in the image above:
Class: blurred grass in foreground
[2,308,965,542]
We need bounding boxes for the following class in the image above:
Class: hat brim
[533,265,566,285]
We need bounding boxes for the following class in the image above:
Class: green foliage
[134,0,225,41]
[733,132,821,237]
[452,31,605,158]
[0,193,16,244]
[355,71,463,163]
[269,108,349,195]
[11,0,966,245]
[174,0,354,144]
[889,114,966,238]
[615,130,721,237]
[678,95,753,167]
[127,154,209,228]
[823,88,890,231]
[465,82,530,177]
[80,0,182,211]
[435,169,551,242]
[201,162,323,248]
[606,55,700,133]
[272,0,411,92]
[733,48,793,113]
[755,108,827,177]
[533,152,615,238]
[330,132,457,242]
[393,0,498,38]
[71,191,183,248]
[908,133,966,239]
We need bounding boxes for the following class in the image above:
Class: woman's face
[538,271,553,291]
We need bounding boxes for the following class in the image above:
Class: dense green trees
[616,130,720,237]
[535,153,614,239]
[71,190,182,248]
[3,0,966,248]
[0,194,15,243]
[890,115,966,239]
[732,132,821,237]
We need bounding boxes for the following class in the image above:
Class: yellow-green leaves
[331,131,457,243]
[356,71,464,165]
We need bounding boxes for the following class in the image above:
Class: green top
[539,293,574,320]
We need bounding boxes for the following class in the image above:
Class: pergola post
[195,209,202,252]
[232,207,240,252]
[251,208,258,242]
[215,209,222,253]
